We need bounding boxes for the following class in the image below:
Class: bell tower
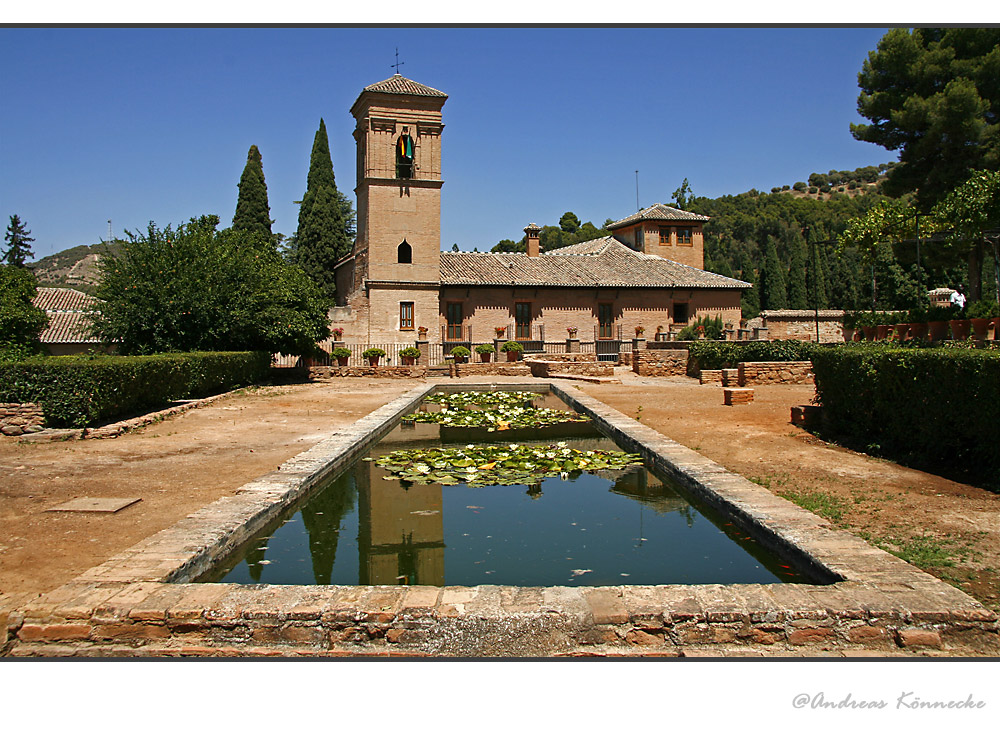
[348,74,447,290]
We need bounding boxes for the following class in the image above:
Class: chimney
[524,223,541,257]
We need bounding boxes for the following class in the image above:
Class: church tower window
[397,239,412,264]
[396,128,414,179]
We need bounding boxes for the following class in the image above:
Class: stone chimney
[524,223,541,257]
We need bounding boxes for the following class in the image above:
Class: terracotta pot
[368,356,381,367]
[970,318,990,340]
[479,353,491,363]
[402,356,415,366]
[949,319,970,341]
[908,322,928,340]
[993,317,1000,341]
[453,356,467,364]
[876,324,891,340]
[894,323,910,341]
[506,351,519,362]
[927,320,949,341]
[861,326,877,340]
[842,327,855,342]
[337,357,349,367]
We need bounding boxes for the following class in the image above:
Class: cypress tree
[787,239,809,309]
[232,145,273,238]
[294,119,353,301]
[738,250,760,319]
[759,237,788,310]
[3,215,35,267]
[807,243,830,309]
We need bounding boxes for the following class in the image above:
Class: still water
[203,394,816,586]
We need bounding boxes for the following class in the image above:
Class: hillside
[27,241,118,294]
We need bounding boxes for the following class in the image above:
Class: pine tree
[787,239,809,309]
[232,145,273,238]
[294,119,354,301]
[3,215,35,267]
[759,237,788,310]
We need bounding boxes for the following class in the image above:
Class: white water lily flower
[557,442,567,447]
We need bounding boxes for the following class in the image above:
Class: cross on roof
[392,48,405,74]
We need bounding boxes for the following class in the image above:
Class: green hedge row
[686,340,816,374]
[809,345,1000,484]
[0,351,272,427]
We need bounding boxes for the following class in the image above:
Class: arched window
[396,132,414,179]
[397,239,412,264]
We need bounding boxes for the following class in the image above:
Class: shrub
[331,347,352,359]
[399,346,422,359]
[362,347,386,359]
[677,315,724,341]
[686,339,814,372]
[500,340,524,352]
[1,265,48,361]
[0,351,270,427]
[474,343,495,355]
[449,346,471,358]
[810,345,1000,485]
[968,299,1000,318]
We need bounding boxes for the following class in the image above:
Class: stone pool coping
[3,381,997,657]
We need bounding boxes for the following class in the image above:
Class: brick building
[332,74,749,349]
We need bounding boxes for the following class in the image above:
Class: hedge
[809,345,1000,485]
[0,351,272,427]
[686,340,816,374]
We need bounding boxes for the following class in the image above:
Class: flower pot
[970,318,990,340]
[993,317,1000,341]
[506,351,519,362]
[894,323,910,341]
[927,321,949,341]
[337,357,349,367]
[908,322,928,340]
[402,356,416,366]
[861,325,877,341]
[842,327,855,342]
[479,353,491,363]
[949,319,970,341]
[876,324,891,340]
[453,356,467,364]
[368,357,381,367]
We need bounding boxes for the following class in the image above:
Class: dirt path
[0,379,417,602]
[2,370,997,613]
[577,369,1000,610]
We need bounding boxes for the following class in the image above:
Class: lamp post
[804,226,820,342]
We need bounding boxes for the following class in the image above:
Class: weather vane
[392,48,405,74]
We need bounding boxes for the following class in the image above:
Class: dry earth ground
[1,371,998,616]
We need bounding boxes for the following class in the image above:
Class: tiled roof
[607,203,709,229]
[32,287,98,312]
[440,237,750,289]
[32,287,101,344]
[362,74,448,98]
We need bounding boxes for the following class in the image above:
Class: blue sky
[0,27,900,259]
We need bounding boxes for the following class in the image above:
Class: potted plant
[566,326,578,339]
[331,347,352,366]
[474,343,495,362]
[399,346,421,365]
[500,340,524,361]
[842,311,859,342]
[362,347,386,366]
[634,325,645,337]
[926,305,952,341]
[331,327,344,341]
[906,307,929,340]
[948,305,970,341]
[857,312,877,341]
[450,345,471,364]
[967,299,998,340]
[875,311,895,340]
[494,326,508,338]
[417,326,429,339]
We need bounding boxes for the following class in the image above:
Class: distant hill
[27,241,118,294]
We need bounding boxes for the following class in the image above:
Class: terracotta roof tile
[32,287,102,344]
[440,237,749,289]
[608,203,709,229]
[362,74,448,98]
[32,287,99,312]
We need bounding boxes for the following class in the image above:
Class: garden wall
[309,366,428,379]
[0,403,45,436]
[453,362,531,377]
[526,360,615,378]
[632,349,689,376]
[738,361,814,386]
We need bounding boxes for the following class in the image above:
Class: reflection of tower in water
[356,458,446,586]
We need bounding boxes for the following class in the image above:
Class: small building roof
[607,203,709,230]
[440,237,749,289]
[32,287,102,344]
[360,74,448,99]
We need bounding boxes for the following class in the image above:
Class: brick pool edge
[3,382,997,657]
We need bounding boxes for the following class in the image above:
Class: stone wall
[308,366,428,379]
[760,310,844,344]
[526,360,615,378]
[524,352,597,362]
[699,370,722,385]
[0,403,45,436]
[631,348,689,377]
[453,362,531,377]
[737,361,814,386]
